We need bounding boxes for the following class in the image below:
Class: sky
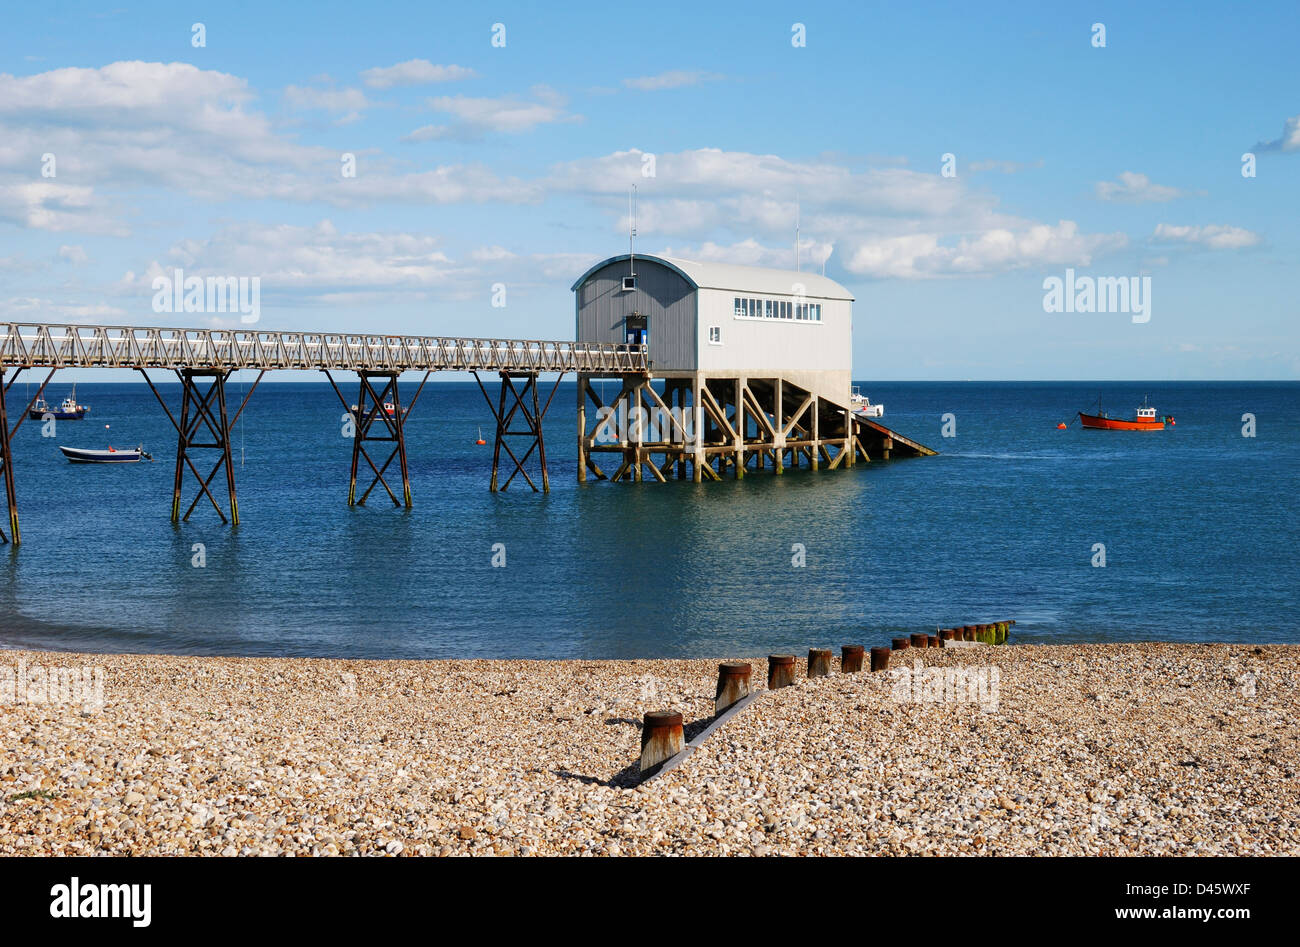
[0,0,1297,381]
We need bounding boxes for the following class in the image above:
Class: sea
[1,379,1296,658]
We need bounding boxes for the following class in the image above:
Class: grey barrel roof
[571,254,854,302]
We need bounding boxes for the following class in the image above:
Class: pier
[0,322,645,544]
[1,294,933,544]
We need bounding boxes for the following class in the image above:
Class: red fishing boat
[1078,396,1171,431]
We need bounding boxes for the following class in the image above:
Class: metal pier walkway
[0,322,648,545]
[0,323,646,373]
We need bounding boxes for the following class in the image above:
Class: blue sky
[1,0,1296,380]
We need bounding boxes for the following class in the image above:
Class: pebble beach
[1,643,1296,856]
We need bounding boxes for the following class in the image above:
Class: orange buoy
[1056,422,1067,429]
[475,425,486,445]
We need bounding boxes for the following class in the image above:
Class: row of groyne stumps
[637,620,1015,782]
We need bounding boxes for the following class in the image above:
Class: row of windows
[733,296,822,322]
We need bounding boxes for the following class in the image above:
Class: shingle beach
[2,643,1296,856]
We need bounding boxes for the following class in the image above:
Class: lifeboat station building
[571,253,931,483]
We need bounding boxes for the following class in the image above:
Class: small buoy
[1056,422,1067,429]
[475,425,486,445]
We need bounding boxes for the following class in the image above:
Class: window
[708,326,721,344]
[622,275,636,291]
[729,296,824,323]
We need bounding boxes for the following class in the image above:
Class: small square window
[708,326,721,344]
[622,276,636,291]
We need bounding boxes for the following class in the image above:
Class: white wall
[693,288,852,403]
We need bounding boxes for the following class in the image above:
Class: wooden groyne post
[640,711,685,775]
[715,662,751,715]
[767,654,796,689]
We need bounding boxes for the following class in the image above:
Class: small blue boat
[59,445,152,464]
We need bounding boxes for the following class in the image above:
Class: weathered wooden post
[841,645,864,673]
[910,633,928,649]
[962,626,975,641]
[892,637,910,650]
[715,662,751,714]
[640,711,685,775]
[940,628,955,641]
[926,635,939,648]
[807,648,833,678]
[767,655,796,689]
[870,646,891,671]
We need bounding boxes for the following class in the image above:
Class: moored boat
[850,385,884,418]
[59,444,152,464]
[1078,397,1172,431]
[350,400,408,418]
[30,385,89,420]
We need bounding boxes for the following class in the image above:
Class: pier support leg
[0,367,58,545]
[774,378,785,475]
[0,371,17,545]
[474,371,564,492]
[811,399,820,470]
[140,368,261,525]
[691,379,704,483]
[577,373,587,483]
[323,370,412,508]
[734,377,745,479]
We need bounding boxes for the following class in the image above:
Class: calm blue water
[1,379,1296,657]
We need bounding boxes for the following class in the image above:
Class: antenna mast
[795,197,801,272]
[629,185,637,278]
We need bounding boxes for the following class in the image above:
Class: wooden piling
[926,635,940,648]
[891,637,910,650]
[767,655,796,689]
[940,628,955,640]
[640,711,685,775]
[807,648,833,678]
[910,633,928,649]
[715,662,752,715]
[870,647,891,671]
[840,645,864,673]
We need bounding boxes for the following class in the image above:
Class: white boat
[59,444,152,464]
[29,384,89,420]
[850,385,884,418]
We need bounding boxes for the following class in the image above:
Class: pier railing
[0,323,648,374]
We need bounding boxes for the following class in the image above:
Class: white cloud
[0,182,119,233]
[361,60,475,89]
[1254,115,1300,153]
[623,70,723,91]
[660,238,834,271]
[117,221,586,308]
[1151,223,1261,249]
[1095,171,1184,203]
[843,222,1126,279]
[0,61,544,226]
[406,87,577,140]
[549,148,1125,279]
[57,244,88,264]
